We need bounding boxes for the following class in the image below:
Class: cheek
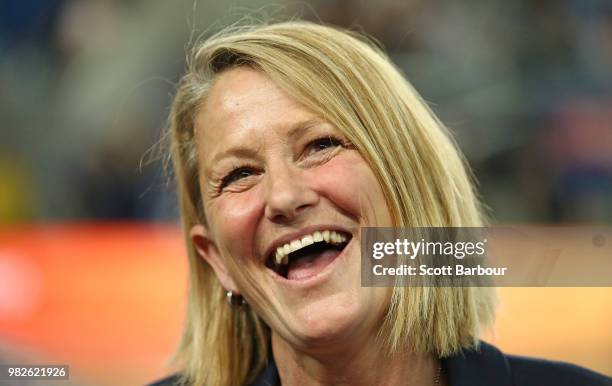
[307,152,386,222]
[208,189,263,257]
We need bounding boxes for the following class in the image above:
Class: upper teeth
[274,230,348,266]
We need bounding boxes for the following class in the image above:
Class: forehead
[194,67,313,147]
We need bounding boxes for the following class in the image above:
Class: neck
[271,332,440,386]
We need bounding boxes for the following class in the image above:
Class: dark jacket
[148,342,611,386]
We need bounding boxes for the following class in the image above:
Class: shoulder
[147,343,611,386]
[506,354,611,386]
[146,374,182,386]
[445,341,611,386]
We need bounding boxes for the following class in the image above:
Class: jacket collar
[444,341,513,386]
[249,357,280,386]
[249,341,513,386]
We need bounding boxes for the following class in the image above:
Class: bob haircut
[167,20,496,386]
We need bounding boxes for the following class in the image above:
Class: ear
[190,224,238,293]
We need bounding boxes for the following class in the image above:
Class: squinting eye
[308,137,342,152]
[220,167,255,190]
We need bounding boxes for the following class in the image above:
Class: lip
[265,234,355,288]
[261,224,353,264]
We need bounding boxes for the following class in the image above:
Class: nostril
[295,202,312,213]
[270,212,291,224]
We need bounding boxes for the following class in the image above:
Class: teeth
[271,230,349,266]
[275,248,282,263]
[301,235,314,247]
[290,240,301,251]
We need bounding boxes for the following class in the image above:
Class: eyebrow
[205,117,327,173]
[286,117,326,140]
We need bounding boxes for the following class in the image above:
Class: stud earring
[226,290,246,307]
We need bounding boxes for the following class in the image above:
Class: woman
[151,21,610,386]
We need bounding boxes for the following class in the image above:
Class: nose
[263,161,319,223]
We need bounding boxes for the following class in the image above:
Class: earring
[226,290,246,307]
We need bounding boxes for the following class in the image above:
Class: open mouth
[265,230,352,281]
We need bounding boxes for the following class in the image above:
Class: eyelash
[217,135,345,192]
[219,164,258,191]
[306,136,343,153]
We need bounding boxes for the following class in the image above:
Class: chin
[284,293,368,349]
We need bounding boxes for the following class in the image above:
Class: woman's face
[192,67,391,351]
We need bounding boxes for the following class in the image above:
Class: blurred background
[0,0,610,385]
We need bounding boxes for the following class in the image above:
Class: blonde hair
[167,20,496,386]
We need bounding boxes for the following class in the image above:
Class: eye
[307,136,342,153]
[220,167,255,191]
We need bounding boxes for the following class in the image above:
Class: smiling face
[191,66,392,351]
